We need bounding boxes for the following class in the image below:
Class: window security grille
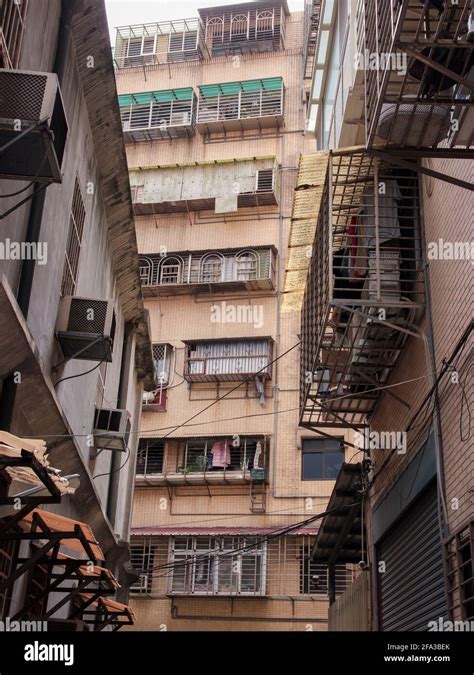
[152,343,171,385]
[0,0,28,69]
[170,536,266,596]
[136,438,164,475]
[61,178,86,297]
[299,545,348,595]
[130,540,158,594]
[179,437,262,473]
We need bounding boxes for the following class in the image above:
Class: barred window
[0,0,28,69]
[61,179,86,297]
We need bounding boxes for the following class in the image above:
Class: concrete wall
[0,0,143,543]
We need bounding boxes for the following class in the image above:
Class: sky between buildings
[105,0,305,42]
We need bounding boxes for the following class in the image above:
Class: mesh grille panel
[0,71,47,120]
[67,299,109,334]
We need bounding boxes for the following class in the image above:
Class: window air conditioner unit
[56,297,115,362]
[93,408,131,452]
[0,69,68,182]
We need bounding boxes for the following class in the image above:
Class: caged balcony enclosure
[300,148,425,429]
[196,78,285,134]
[184,339,273,383]
[119,88,197,141]
[129,533,352,598]
[135,435,268,486]
[359,0,474,151]
[138,247,276,296]
[113,19,203,68]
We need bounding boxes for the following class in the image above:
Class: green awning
[199,77,283,98]
[118,87,194,107]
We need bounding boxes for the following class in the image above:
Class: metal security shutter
[378,482,447,631]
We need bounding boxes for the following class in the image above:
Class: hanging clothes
[348,215,368,280]
[359,179,402,249]
[210,441,231,468]
[253,441,264,470]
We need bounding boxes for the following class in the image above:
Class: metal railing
[120,92,196,141]
[197,82,284,126]
[0,0,28,69]
[113,18,203,69]
[138,248,275,291]
[300,148,424,428]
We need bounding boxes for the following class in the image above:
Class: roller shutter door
[378,481,447,631]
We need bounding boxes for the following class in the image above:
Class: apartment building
[0,0,154,630]
[300,0,473,630]
[113,0,360,631]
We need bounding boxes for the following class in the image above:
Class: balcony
[135,436,268,486]
[359,0,474,151]
[113,19,203,68]
[300,148,424,429]
[130,158,279,215]
[139,247,276,296]
[119,88,196,141]
[196,78,284,134]
[199,1,288,56]
[184,339,273,383]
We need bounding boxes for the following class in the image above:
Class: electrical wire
[54,358,106,388]
[93,445,130,481]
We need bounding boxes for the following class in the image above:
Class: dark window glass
[302,438,344,480]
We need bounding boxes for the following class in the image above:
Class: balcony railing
[130,158,279,215]
[113,18,203,68]
[135,436,268,486]
[196,78,284,133]
[139,247,276,296]
[119,88,196,141]
[199,1,287,56]
[359,0,474,150]
[300,148,424,429]
[184,339,273,383]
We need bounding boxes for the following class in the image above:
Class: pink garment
[210,441,231,468]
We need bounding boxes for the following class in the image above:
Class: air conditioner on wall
[56,297,115,362]
[0,69,68,182]
[93,408,131,452]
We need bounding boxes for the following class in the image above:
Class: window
[299,544,348,595]
[160,256,182,285]
[136,438,164,475]
[302,438,344,480]
[61,178,86,297]
[200,253,223,283]
[178,437,263,473]
[236,250,258,281]
[152,343,172,385]
[0,0,28,69]
[170,536,266,595]
[130,539,157,594]
[206,17,224,45]
[231,14,249,41]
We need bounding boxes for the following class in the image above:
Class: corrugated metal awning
[132,526,319,536]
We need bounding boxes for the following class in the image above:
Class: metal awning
[199,77,283,98]
[132,526,319,536]
[118,87,194,107]
[312,463,363,564]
